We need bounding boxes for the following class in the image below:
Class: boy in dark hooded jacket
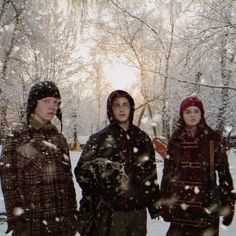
[160,96,235,236]
[75,90,160,236]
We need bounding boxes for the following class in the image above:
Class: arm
[160,139,176,199]
[138,133,160,218]
[215,136,234,203]
[159,139,177,221]
[215,136,235,225]
[0,129,26,231]
[74,135,99,193]
[75,131,129,198]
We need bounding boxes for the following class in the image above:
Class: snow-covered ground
[0,146,236,236]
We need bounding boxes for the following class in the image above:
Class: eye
[43,99,50,104]
[123,103,130,108]
[113,103,120,109]
[184,110,191,114]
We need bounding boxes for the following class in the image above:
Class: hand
[73,210,82,233]
[222,203,234,226]
[148,206,162,220]
[222,211,234,226]
[116,172,129,191]
[161,207,172,222]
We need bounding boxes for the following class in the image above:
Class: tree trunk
[217,34,230,134]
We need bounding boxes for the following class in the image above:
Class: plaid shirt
[0,117,78,235]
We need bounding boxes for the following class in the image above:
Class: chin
[45,117,54,121]
[188,124,198,128]
[118,119,129,123]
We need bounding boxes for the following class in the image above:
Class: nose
[49,102,58,111]
[119,105,125,111]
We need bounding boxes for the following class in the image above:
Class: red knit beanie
[179,96,204,117]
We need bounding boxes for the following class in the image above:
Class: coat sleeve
[159,138,179,222]
[214,136,235,204]
[74,134,103,193]
[139,133,161,218]
[160,139,176,199]
[75,132,129,198]
[0,129,26,231]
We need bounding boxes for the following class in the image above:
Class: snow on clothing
[0,116,78,236]
[161,124,234,235]
[75,122,160,236]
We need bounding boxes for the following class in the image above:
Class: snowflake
[13,207,24,216]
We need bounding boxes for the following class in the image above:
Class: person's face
[112,97,131,125]
[34,97,60,123]
[183,106,201,128]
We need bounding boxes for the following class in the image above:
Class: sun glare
[103,62,138,89]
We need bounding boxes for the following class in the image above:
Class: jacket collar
[172,124,215,142]
[22,114,54,130]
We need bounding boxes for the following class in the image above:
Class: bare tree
[177,0,236,133]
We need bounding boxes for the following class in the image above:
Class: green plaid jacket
[0,118,78,236]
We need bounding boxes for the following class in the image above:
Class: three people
[0,80,235,236]
[160,96,235,236]
[74,90,160,236]
[0,81,79,236]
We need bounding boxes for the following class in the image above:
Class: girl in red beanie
[160,96,235,236]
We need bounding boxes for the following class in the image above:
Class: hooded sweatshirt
[75,90,159,213]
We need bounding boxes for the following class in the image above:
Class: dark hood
[107,90,135,124]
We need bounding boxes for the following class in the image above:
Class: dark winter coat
[0,116,78,236]
[161,124,234,227]
[74,122,159,235]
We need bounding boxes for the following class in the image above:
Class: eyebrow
[113,101,129,104]
[184,108,200,111]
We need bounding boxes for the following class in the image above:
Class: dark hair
[107,90,135,124]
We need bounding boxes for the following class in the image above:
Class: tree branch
[110,0,164,50]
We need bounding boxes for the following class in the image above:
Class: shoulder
[167,128,184,153]
[201,125,222,141]
[198,126,227,152]
[91,126,111,138]
[129,124,142,134]
[2,123,30,151]
[130,125,152,142]
[169,128,183,143]
[5,122,29,138]
[86,126,111,144]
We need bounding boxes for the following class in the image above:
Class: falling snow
[0,147,236,235]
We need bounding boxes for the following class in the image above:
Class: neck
[117,121,130,131]
[32,113,47,125]
[186,125,198,137]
